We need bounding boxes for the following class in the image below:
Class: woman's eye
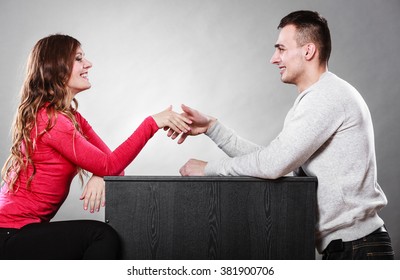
[75,57,83,62]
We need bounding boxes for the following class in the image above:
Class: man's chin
[280,76,294,85]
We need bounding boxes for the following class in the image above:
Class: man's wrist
[206,117,217,134]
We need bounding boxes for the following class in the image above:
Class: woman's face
[67,47,92,95]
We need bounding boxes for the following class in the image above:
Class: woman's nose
[84,58,92,68]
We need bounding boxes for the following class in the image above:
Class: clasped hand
[153,104,216,145]
[166,104,217,176]
[166,104,216,144]
[152,105,192,136]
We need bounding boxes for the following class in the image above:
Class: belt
[324,226,387,254]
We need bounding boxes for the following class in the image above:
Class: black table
[105,176,317,259]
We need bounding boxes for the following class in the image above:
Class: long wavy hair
[1,34,86,192]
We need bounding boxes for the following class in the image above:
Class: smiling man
[176,10,394,260]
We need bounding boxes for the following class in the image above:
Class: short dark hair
[278,10,331,64]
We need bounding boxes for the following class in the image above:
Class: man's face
[270,25,305,87]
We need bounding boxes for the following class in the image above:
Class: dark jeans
[323,226,395,260]
[0,220,120,260]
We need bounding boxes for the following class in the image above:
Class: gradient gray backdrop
[1,0,399,259]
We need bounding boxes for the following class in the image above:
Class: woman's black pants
[0,220,120,259]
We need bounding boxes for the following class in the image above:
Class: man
[174,10,394,259]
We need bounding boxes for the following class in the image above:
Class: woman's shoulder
[73,110,86,124]
[36,106,81,131]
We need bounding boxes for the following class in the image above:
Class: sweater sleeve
[205,91,345,178]
[41,113,159,176]
[205,121,263,157]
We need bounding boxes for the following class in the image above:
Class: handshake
[151,104,217,176]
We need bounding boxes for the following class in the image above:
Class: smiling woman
[68,48,93,95]
[0,34,191,260]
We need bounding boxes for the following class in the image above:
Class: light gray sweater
[204,71,387,253]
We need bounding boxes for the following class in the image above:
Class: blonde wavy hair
[1,34,86,192]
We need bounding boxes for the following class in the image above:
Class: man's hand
[168,104,217,144]
[179,159,208,176]
[152,105,192,134]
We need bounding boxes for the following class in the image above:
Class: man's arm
[180,92,345,178]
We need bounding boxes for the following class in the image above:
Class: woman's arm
[75,112,124,175]
[41,108,190,176]
[76,112,113,155]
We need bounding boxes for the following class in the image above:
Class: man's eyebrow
[274,44,284,48]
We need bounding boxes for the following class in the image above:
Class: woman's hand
[80,175,105,213]
[152,105,192,135]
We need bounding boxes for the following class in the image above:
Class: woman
[0,34,191,259]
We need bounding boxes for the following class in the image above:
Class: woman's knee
[86,220,119,242]
[81,220,121,259]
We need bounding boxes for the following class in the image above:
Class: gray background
[1,0,399,259]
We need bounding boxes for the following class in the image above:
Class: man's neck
[297,64,328,93]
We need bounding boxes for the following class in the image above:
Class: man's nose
[270,50,279,64]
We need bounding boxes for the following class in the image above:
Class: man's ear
[303,43,317,60]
